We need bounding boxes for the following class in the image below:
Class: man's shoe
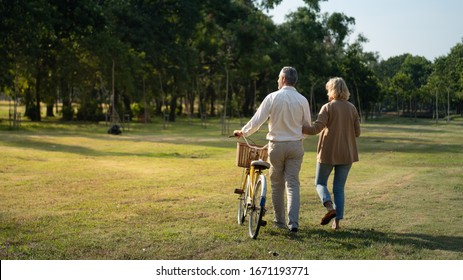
[321,210,336,225]
[273,222,288,230]
[289,228,298,233]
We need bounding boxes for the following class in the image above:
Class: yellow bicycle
[233,135,270,239]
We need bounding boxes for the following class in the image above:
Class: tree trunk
[35,61,42,122]
[209,85,216,117]
[242,83,254,117]
[46,104,54,117]
[353,80,362,121]
[169,95,177,122]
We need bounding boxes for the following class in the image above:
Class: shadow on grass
[358,136,463,154]
[286,228,463,254]
[4,131,462,159]
[363,123,448,134]
[0,128,248,158]
[1,137,219,159]
[3,118,463,157]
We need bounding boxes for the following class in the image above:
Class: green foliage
[1,0,463,124]
[76,100,104,122]
[326,12,355,47]
[130,102,144,118]
[61,105,74,121]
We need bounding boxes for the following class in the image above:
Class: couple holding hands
[234,66,361,232]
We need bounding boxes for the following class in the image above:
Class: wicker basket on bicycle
[236,142,268,168]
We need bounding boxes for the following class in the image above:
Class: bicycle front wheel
[237,173,251,225]
[249,174,267,239]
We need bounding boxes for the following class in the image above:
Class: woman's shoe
[321,210,336,225]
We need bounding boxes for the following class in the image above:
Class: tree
[390,72,414,117]
[340,42,382,121]
[426,42,463,121]
[438,42,463,117]
[276,4,327,106]
[14,0,462,127]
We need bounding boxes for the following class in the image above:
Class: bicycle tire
[237,173,250,225]
[249,174,267,239]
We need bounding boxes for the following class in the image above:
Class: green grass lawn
[1,110,462,260]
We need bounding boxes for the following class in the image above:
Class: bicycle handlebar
[229,133,268,150]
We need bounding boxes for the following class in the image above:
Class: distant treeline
[1,0,462,123]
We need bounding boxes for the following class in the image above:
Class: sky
[265,0,463,61]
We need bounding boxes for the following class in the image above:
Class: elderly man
[234,66,311,232]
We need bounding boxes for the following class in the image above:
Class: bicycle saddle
[251,160,270,170]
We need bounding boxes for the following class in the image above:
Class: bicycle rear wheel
[237,173,250,225]
[249,174,267,239]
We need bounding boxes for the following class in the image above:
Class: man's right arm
[241,95,272,137]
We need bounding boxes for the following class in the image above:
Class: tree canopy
[1,0,462,124]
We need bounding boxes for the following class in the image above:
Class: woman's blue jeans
[315,162,352,220]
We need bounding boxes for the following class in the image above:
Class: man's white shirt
[242,86,311,141]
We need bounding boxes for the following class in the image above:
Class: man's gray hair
[281,66,298,86]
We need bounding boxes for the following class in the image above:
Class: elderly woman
[303,77,361,230]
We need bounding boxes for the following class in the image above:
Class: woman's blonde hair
[326,77,350,100]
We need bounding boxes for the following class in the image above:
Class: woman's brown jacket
[303,100,361,165]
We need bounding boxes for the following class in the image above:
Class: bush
[130,102,143,117]
[61,105,74,121]
[76,101,104,122]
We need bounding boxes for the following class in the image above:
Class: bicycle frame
[237,139,266,201]
[238,166,256,217]
[234,134,269,239]
[241,165,265,199]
